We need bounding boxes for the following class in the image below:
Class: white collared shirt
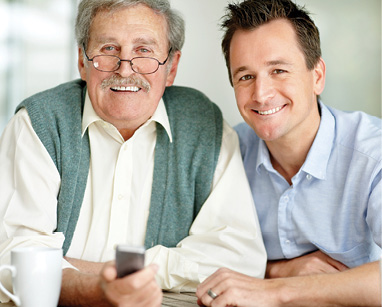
[0,91,266,300]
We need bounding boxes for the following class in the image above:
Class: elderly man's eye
[101,45,118,53]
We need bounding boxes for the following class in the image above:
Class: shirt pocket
[313,242,371,268]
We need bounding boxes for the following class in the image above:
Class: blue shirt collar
[256,139,273,174]
[301,101,335,180]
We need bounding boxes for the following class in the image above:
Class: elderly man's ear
[165,51,181,87]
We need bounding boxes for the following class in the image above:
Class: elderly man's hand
[101,262,162,307]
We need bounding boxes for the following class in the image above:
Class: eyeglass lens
[92,56,160,74]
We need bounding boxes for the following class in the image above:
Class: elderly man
[197,0,381,306]
[0,0,266,305]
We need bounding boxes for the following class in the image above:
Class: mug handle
[0,265,21,306]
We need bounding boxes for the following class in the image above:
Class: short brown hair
[221,0,321,85]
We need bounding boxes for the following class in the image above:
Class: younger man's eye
[239,75,254,81]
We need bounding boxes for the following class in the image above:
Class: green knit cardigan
[17,79,223,255]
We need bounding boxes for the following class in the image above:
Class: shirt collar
[256,139,273,173]
[301,101,335,180]
[255,101,335,180]
[81,90,173,142]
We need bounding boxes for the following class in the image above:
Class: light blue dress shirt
[235,102,382,268]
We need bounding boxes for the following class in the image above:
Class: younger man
[197,0,381,305]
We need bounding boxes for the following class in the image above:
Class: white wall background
[171,0,381,126]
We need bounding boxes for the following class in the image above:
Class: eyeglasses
[83,47,172,75]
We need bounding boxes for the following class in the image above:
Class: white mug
[0,247,62,307]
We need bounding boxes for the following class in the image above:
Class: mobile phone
[115,245,145,278]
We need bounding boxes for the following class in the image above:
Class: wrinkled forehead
[89,4,169,47]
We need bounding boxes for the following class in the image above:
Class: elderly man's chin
[97,90,157,124]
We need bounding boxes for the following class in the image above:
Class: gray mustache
[101,75,151,92]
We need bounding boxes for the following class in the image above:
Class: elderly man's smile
[110,85,141,92]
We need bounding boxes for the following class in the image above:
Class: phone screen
[115,245,145,278]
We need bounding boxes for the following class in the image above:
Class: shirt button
[283,196,289,202]
[285,240,290,244]
[118,194,124,200]
[306,174,312,180]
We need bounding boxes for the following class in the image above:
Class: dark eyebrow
[232,59,293,79]
[266,59,292,66]
[232,66,249,80]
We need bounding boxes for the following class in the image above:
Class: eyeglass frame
[83,45,173,75]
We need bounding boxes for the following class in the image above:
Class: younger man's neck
[266,115,321,185]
